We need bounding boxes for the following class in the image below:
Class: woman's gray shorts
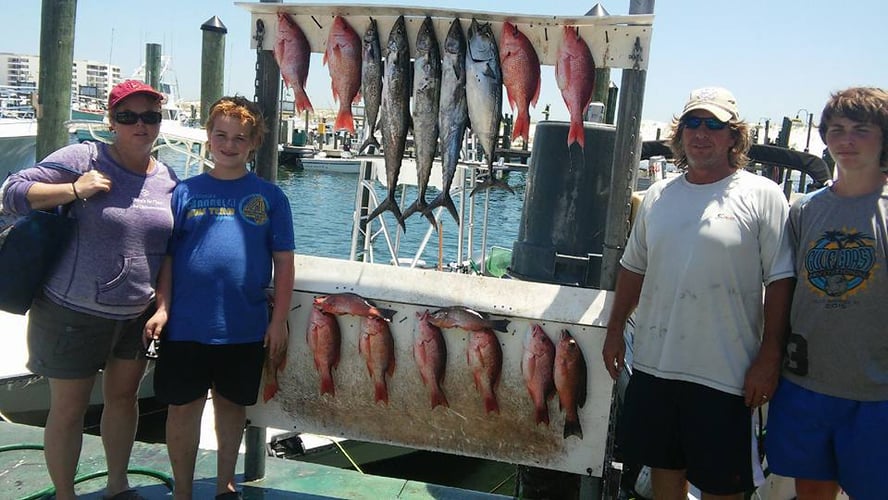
[26,294,152,379]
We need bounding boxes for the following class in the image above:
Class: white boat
[0,118,38,180]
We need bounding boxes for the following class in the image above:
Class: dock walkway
[0,421,508,500]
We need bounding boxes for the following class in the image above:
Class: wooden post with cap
[200,16,227,126]
[36,0,76,160]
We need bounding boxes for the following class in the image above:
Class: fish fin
[563,418,583,439]
[374,380,389,404]
[431,388,449,409]
[358,135,380,154]
[535,405,550,425]
[366,197,407,232]
[492,318,511,333]
[295,93,314,114]
[484,393,500,414]
[567,120,586,149]
[401,197,427,221]
[334,108,355,134]
[531,77,541,107]
[513,110,529,143]
[426,191,459,225]
[262,382,278,403]
[469,175,494,197]
[378,307,397,322]
[320,373,335,396]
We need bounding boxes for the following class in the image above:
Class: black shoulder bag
[0,162,81,314]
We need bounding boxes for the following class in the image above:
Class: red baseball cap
[108,80,164,109]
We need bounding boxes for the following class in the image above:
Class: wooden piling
[36,0,76,160]
[145,43,162,90]
[252,0,282,182]
[200,16,227,125]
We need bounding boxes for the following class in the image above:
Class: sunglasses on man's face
[682,116,728,130]
[114,110,163,125]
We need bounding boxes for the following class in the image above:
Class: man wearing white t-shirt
[602,87,794,499]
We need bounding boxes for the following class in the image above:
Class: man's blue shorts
[766,377,888,499]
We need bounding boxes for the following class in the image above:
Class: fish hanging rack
[236,2,654,70]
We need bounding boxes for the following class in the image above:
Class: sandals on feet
[103,489,145,500]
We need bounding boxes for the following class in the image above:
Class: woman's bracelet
[72,182,83,201]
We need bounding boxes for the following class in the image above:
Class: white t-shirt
[621,170,794,395]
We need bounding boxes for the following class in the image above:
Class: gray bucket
[509,121,616,288]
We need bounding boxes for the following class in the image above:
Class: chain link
[253,19,266,102]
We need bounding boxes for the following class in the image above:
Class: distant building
[0,52,122,100]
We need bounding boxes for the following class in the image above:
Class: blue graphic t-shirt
[783,184,888,401]
[166,172,295,344]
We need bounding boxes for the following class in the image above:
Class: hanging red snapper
[500,21,540,145]
[554,329,588,439]
[274,12,313,114]
[313,293,396,321]
[414,310,449,409]
[466,328,502,414]
[324,15,362,134]
[359,315,396,404]
[306,305,341,396]
[555,26,595,149]
[522,324,556,425]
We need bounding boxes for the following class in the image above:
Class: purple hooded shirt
[2,142,178,319]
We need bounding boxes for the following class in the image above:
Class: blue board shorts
[766,377,888,500]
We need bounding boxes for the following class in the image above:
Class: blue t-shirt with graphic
[166,172,294,344]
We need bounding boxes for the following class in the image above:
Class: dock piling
[200,16,228,126]
[36,0,76,160]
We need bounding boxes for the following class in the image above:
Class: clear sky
[4,0,886,126]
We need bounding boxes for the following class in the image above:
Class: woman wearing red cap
[1,79,178,500]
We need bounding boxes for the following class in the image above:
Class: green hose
[1,443,174,499]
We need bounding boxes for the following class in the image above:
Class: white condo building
[0,52,122,100]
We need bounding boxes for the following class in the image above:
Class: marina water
[158,147,526,268]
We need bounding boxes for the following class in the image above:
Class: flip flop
[103,489,145,500]
[215,492,243,499]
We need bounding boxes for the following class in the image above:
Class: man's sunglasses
[682,116,728,130]
[115,110,163,125]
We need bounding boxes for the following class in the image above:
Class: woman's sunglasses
[682,116,728,130]
[115,110,163,125]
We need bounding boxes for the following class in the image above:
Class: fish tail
[320,372,335,396]
[484,392,500,414]
[294,90,314,114]
[431,387,449,409]
[358,135,380,154]
[563,417,583,439]
[401,197,428,221]
[373,306,397,321]
[471,171,513,197]
[534,405,550,426]
[567,120,585,149]
[366,196,407,232]
[262,381,278,403]
[426,191,459,225]
[469,175,494,197]
[374,380,389,404]
[491,318,511,332]
[334,108,355,134]
[513,109,530,143]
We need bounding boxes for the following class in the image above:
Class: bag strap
[36,162,83,217]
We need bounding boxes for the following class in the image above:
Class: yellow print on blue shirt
[186,197,237,219]
[240,194,269,226]
[805,228,877,298]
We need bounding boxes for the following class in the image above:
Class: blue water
[156,148,526,267]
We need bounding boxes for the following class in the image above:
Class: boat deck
[0,420,509,499]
